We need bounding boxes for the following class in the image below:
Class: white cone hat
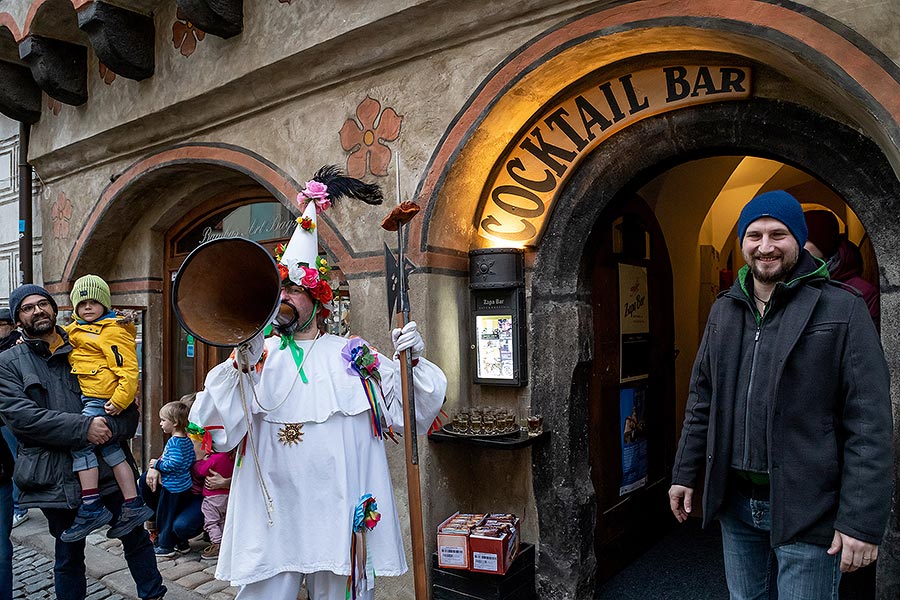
[280,200,318,285]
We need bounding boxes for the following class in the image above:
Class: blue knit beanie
[737,190,808,248]
[9,284,57,322]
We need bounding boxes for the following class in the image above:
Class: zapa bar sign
[477,65,752,246]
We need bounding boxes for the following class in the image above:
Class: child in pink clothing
[192,448,235,561]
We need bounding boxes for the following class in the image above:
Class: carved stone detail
[19,35,88,106]
[176,0,243,39]
[78,0,155,81]
[0,60,42,123]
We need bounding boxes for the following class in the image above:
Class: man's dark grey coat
[672,251,892,547]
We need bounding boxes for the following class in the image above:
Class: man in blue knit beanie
[669,190,891,598]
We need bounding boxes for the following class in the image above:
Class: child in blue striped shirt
[150,401,196,557]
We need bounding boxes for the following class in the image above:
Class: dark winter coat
[671,251,892,547]
[0,330,20,484]
[828,238,880,329]
[0,330,20,353]
[0,327,139,509]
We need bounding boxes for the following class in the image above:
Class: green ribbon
[280,335,309,384]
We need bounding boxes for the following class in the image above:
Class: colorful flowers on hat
[299,216,315,232]
[299,180,332,214]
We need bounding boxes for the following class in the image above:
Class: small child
[61,274,153,542]
[192,439,234,561]
[152,401,196,557]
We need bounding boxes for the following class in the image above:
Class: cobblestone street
[10,510,237,600]
[13,544,125,600]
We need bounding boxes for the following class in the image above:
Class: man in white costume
[189,168,447,600]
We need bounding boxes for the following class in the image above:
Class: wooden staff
[382,180,427,598]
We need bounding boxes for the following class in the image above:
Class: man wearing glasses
[0,284,166,600]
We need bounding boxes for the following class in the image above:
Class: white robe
[189,333,447,587]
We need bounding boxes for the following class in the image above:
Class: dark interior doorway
[587,192,677,583]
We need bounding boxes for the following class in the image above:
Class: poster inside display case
[471,288,526,386]
[476,314,514,380]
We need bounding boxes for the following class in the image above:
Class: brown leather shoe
[200,542,220,561]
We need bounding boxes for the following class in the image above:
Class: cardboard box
[436,512,485,570]
[468,515,521,575]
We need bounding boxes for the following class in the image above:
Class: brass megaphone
[172,237,282,347]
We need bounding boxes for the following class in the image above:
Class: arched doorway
[58,144,311,465]
[164,193,296,402]
[529,99,900,597]
[163,192,354,403]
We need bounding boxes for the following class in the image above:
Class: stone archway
[529,98,900,599]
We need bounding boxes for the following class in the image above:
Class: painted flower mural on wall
[172,10,206,57]
[45,94,62,116]
[51,192,73,240]
[99,62,116,85]
[340,96,402,178]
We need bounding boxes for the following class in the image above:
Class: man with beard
[189,172,447,599]
[668,191,892,599]
[0,285,166,600]
[0,309,20,600]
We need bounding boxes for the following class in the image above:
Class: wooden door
[588,193,676,583]
[163,197,294,411]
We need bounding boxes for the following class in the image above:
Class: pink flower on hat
[300,180,331,214]
[302,180,328,199]
[300,266,319,288]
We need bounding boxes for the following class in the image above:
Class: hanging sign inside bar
[477,65,752,246]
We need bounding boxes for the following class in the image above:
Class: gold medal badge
[277,423,304,446]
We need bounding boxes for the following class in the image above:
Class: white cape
[189,333,446,587]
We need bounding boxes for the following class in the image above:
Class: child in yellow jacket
[60,275,153,542]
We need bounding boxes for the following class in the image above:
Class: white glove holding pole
[392,321,425,361]
[236,332,265,370]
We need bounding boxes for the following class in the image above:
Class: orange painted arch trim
[60,143,347,286]
[58,143,445,287]
[45,277,163,297]
[0,13,22,41]
[413,0,900,253]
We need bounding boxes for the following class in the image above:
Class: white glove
[236,332,265,369]
[392,321,425,360]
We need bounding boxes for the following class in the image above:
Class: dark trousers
[0,480,12,600]
[155,487,195,550]
[42,492,166,600]
[139,472,203,545]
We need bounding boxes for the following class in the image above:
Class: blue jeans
[0,480,13,600]
[42,492,166,600]
[0,427,25,517]
[138,471,203,544]
[71,397,126,472]
[719,490,841,600]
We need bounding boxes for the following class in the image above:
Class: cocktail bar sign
[478,65,752,246]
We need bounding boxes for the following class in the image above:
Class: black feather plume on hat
[312,165,383,205]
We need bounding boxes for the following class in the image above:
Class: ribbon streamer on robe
[342,338,387,439]
[347,494,381,600]
[280,334,309,383]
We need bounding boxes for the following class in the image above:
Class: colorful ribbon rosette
[342,337,386,439]
[347,494,381,600]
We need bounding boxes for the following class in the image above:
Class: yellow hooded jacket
[65,316,138,411]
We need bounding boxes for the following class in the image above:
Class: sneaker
[106,499,155,539]
[11,512,29,528]
[60,503,113,543]
[175,541,191,555]
[154,546,176,558]
[200,542,220,561]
